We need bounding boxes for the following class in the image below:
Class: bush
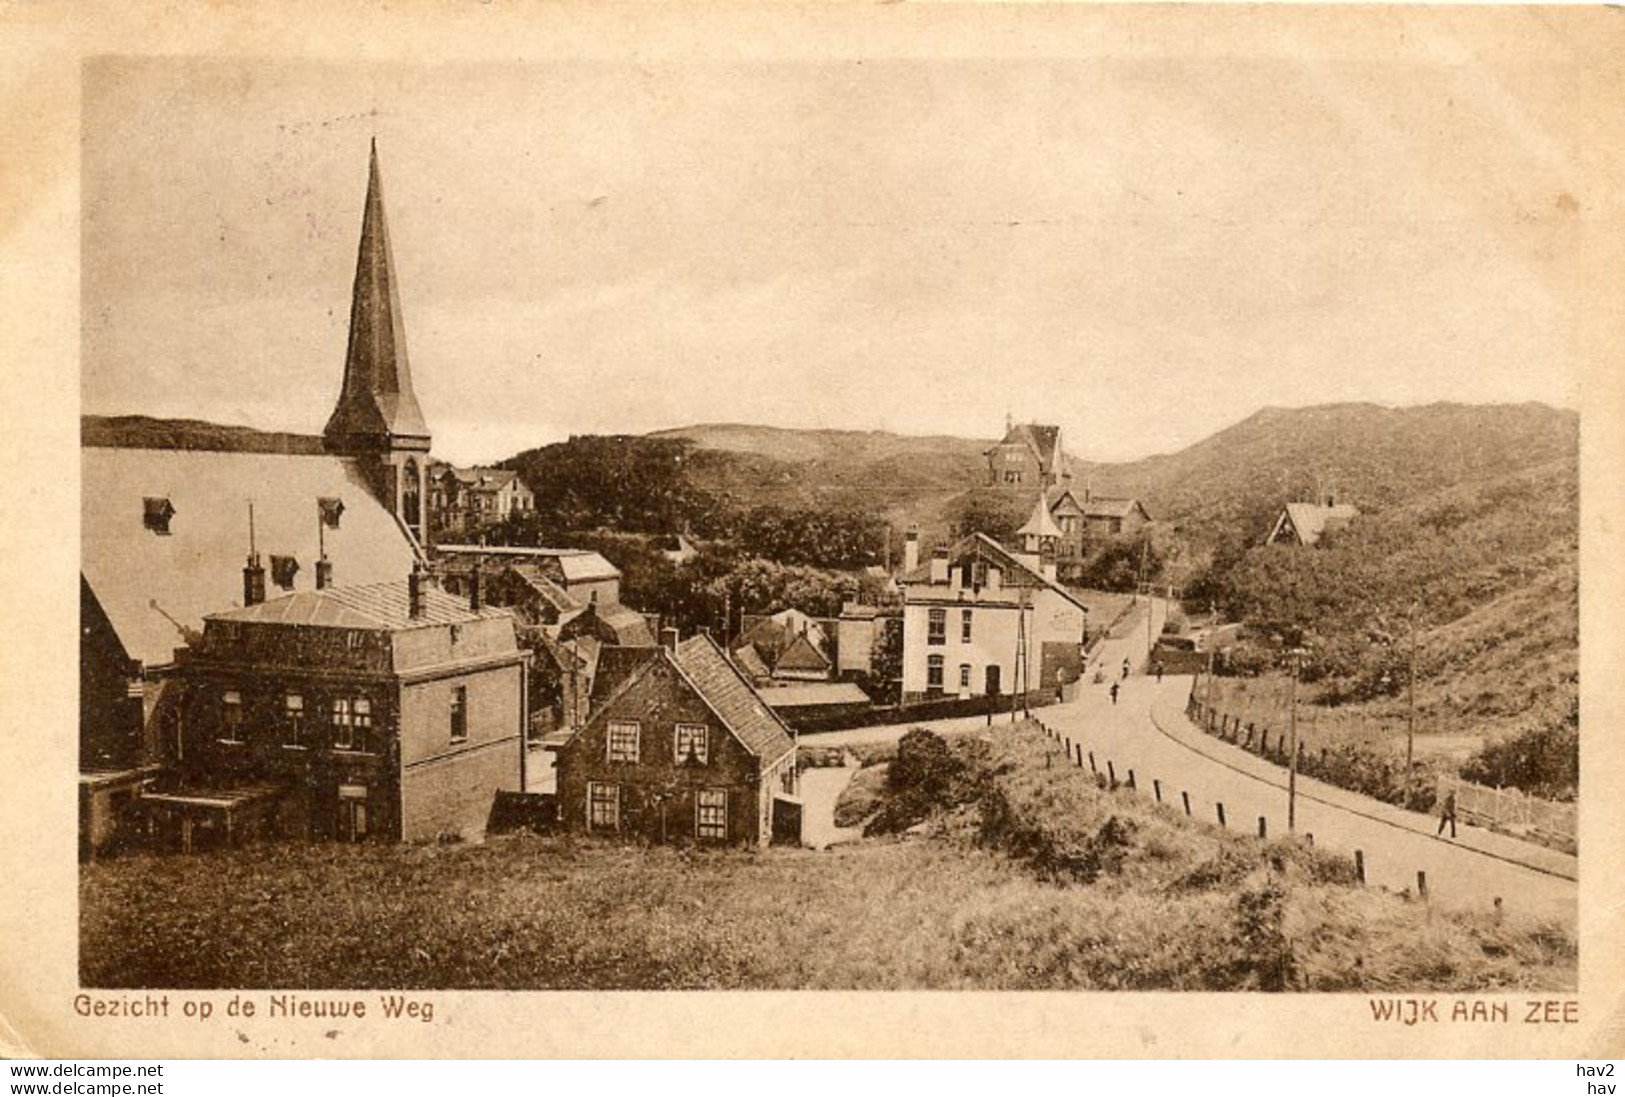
[865,730,979,836]
[1461,702,1578,800]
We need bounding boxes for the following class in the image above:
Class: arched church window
[402,460,422,527]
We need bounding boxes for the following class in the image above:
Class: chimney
[243,555,266,606]
[903,525,920,574]
[242,503,266,606]
[661,626,679,653]
[929,545,949,585]
[408,562,425,619]
[315,557,333,590]
[469,557,483,612]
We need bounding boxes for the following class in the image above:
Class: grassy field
[1203,675,1478,766]
[81,724,1574,992]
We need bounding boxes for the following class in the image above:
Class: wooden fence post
[1258,816,1267,839]
[1182,791,1191,816]
[1107,760,1117,788]
[1127,769,1136,791]
[1216,803,1226,828]
[1354,849,1365,884]
[1417,871,1428,900]
[1153,779,1162,803]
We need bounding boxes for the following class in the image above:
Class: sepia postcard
[1,0,1623,1060]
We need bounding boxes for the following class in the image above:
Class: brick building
[555,635,798,846]
[151,577,528,848]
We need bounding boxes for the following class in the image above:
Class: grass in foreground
[81,724,1575,991]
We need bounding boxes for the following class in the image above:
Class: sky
[81,37,1594,466]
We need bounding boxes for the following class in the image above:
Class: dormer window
[270,555,300,590]
[318,497,345,529]
[143,497,175,535]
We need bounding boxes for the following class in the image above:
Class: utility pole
[1012,588,1029,723]
[1287,647,1306,833]
[1407,602,1419,776]
[1204,642,1215,718]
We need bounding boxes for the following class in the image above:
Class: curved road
[802,678,1574,925]
[1023,674,1574,924]
[800,599,1574,925]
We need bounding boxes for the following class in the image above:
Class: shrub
[1461,702,1578,800]
[865,729,974,835]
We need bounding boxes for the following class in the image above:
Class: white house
[896,534,1088,704]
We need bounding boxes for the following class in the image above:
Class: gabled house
[985,419,1069,488]
[1039,486,1152,580]
[428,464,535,538]
[731,609,837,684]
[555,634,799,846]
[1268,497,1361,547]
[896,534,1089,703]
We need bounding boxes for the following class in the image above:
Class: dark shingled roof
[673,635,796,763]
[773,632,832,673]
[988,422,1064,476]
[323,141,431,447]
[588,645,663,708]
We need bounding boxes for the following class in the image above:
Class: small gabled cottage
[556,635,799,846]
[1267,496,1361,547]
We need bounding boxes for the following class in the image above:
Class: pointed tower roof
[1016,494,1063,539]
[324,140,431,452]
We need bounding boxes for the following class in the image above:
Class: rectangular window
[332,696,372,752]
[927,654,945,691]
[607,720,640,763]
[927,608,946,645]
[353,698,372,753]
[588,782,620,831]
[283,693,305,748]
[959,664,971,689]
[331,697,352,747]
[674,723,709,766]
[221,689,244,743]
[696,788,728,841]
[961,609,973,644]
[450,686,468,743]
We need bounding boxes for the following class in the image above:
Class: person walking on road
[1121,657,1131,680]
[1109,681,1120,705]
[1437,789,1458,839]
[1154,661,1164,683]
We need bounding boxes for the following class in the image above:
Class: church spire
[324,139,431,453]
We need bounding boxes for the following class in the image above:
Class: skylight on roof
[142,497,175,535]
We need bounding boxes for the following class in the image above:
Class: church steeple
[324,139,431,453]
[324,140,432,547]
